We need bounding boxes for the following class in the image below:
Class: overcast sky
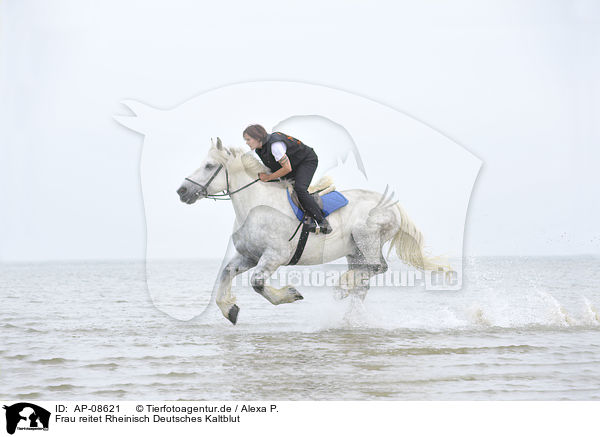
[1,0,599,262]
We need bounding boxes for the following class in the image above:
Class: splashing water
[1,257,599,400]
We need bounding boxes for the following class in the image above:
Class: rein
[185,162,308,248]
[185,164,261,201]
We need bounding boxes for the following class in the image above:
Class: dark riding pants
[292,156,325,222]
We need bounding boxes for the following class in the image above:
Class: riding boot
[316,217,333,234]
[293,157,334,235]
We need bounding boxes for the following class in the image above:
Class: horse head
[176,137,233,204]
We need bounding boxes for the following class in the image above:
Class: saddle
[287,190,323,216]
[286,176,349,266]
[286,176,348,222]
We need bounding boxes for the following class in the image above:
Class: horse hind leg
[351,225,389,274]
[338,254,372,301]
[338,238,388,301]
[251,250,304,305]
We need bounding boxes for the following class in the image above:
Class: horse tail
[387,203,448,271]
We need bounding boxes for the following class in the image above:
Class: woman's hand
[260,157,292,182]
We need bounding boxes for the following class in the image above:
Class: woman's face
[244,134,262,150]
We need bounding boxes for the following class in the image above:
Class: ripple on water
[379,344,544,356]
[159,371,197,379]
[361,390,396,398]
[47,384,79,392]
[12,392,43,399]
[2,324,45,333]
[33,358,71,364]
[5,354,30,360]
[80,362,120,369]
[89,389,128,397]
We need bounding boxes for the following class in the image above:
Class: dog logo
[3,403,50,435]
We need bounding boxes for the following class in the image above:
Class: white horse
[177,138,441,324]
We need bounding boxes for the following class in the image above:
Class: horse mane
[208,145,292,189]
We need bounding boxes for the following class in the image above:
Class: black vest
[255,132,314,178]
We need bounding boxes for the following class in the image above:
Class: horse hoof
[288,287,304,301]
[227,305,239,325]
[333,288,350,300]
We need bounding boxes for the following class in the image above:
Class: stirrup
[316,218,332,235]
[303,216,319,234]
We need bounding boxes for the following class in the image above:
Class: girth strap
[287,221,312,265]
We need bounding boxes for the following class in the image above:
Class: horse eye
[205,163,215,169]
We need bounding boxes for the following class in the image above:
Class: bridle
[184,163,260,201]
[184,162,304,242]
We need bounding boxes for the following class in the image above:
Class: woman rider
[243,124,333,234]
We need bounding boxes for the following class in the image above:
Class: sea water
[1,257,599,400]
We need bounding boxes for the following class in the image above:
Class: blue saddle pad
[287,190,349,221]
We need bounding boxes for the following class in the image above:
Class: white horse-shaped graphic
[177,138,443,324]
[114,81,481,322]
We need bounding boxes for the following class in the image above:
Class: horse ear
[113,100,164,135]
[216,137,223,150]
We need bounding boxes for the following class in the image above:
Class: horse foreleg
[251,250,304,305]
[216,253,257,324]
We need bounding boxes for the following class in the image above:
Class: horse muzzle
[177,185,206,204]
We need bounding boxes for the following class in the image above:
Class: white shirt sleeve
[270,141,287,162]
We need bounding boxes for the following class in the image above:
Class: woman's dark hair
[243,124,268,142]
